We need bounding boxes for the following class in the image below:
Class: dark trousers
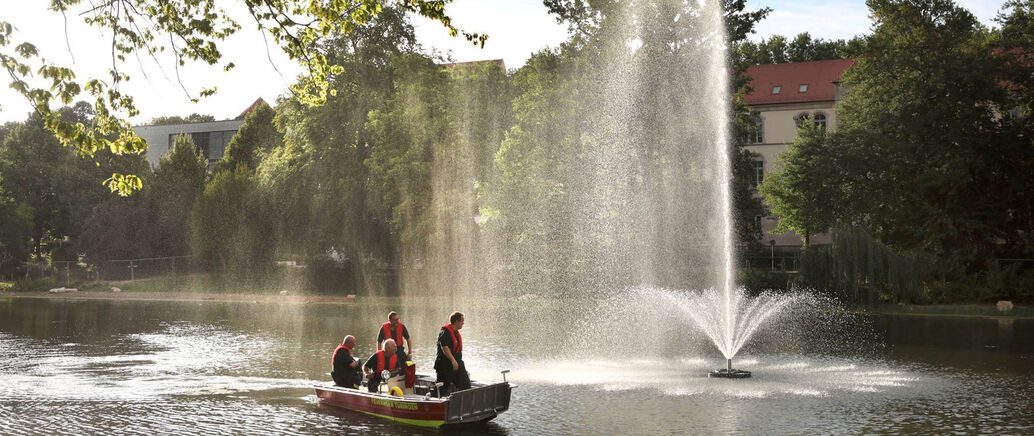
[435,360,471,395]
[332,369,362,388]
[367,375,384,392]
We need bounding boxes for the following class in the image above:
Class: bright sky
[0,0,1008,124]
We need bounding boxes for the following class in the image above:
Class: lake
[1,297,1032,435]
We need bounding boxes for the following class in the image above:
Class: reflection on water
[1,298,1033,434]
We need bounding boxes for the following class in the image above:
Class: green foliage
[0,103,131,260]
[758,122,843,245]
[737,268,794,293]
[0,0,483,195]
[260,8,415,262]
[152,134,208,256]
[190,166,275,280]
[77,195,156,262]
[148,114,217,126]
[733,32,861,66]
[996,0,1034,45]
[365,54,444,249]
[215,103,283,173]
[0,183,32,274]
[833,0,1023,265]
[800,226,940,305]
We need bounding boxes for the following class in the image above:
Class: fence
[17,256,196,284]
[740,256,799,272]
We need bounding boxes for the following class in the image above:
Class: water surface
[1,298,1032,435]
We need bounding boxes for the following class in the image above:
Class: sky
[0,0,1009,124]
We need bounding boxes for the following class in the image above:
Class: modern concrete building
[134,98,266,168]
[742,59,854,247]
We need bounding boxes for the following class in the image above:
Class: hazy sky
[0,0,1008,123]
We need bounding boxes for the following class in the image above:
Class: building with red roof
[743,59,854,248]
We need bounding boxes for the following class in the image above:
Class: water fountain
[421,0,807,380]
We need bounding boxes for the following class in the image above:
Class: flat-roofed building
[134,98,266,169]
[743,59,854,247]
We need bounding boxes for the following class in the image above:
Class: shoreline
[0,290,359,305]
[1,289,1030,319]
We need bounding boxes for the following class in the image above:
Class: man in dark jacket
[331,335,362,388]
[434,311,470,395]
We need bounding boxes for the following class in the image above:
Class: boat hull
[315,377,513,428]
[315,385,449,427]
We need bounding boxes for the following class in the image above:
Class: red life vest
[331,344,352,366]
[375,349,399,373]
[441,324,462,353]
[381,322,405,346]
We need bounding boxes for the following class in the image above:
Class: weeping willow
[800,227,939,305]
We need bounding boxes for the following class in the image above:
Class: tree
[77,194,156,262]
[0,180,32,274]
[992,0,1034,257]
[767,0,1034,267]
[214,103,283,173]
[261,6,417,264]
[997,0,1034,45]
[151,134,208,256]
[148,114,217,126]
[733,33,861,66]
[191,166,274,279]
[366,54,448,252]
[0,103,112,259]
[0,1,484,194]
[833,0,1008,265]
[758,122,843,246]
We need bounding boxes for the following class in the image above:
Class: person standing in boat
[377,311,412,360]
[363,338,404,392]
[331,335,362,388]
[434,311,470,394]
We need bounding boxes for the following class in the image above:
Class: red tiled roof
[743,59,855,106]
[236,97,268,120]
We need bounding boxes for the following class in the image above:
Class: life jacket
[331,344,352,367]
[441,324,462,354]
[381,322,405,347]
[375,349,399,373]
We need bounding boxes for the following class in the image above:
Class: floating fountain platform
[708,359,751,379]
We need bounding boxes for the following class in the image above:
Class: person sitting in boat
[434,311,471,395]
[331,335,362,388]
[377,311,412,360]
[363,338,405,392]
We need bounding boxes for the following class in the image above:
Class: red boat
[314,371,515,428]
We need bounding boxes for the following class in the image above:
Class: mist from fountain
[402,0,817,370]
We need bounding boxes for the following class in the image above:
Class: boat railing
[444,381,513,425]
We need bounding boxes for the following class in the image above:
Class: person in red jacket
[377,311,412,360]
[363,339,405,392]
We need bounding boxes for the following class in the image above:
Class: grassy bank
[868,303,1034,319]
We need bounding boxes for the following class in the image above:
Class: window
[752,160,764,188]
[799,84,808,92]
[190,132,212,160]
[813,113,827,129]
[794,112,810,127]
[748,116,764,144]
[771,86,781,94]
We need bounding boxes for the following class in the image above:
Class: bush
[737,269,795,293]
[305,254,357,294]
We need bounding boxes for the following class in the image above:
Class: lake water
[1,297,1032,435]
